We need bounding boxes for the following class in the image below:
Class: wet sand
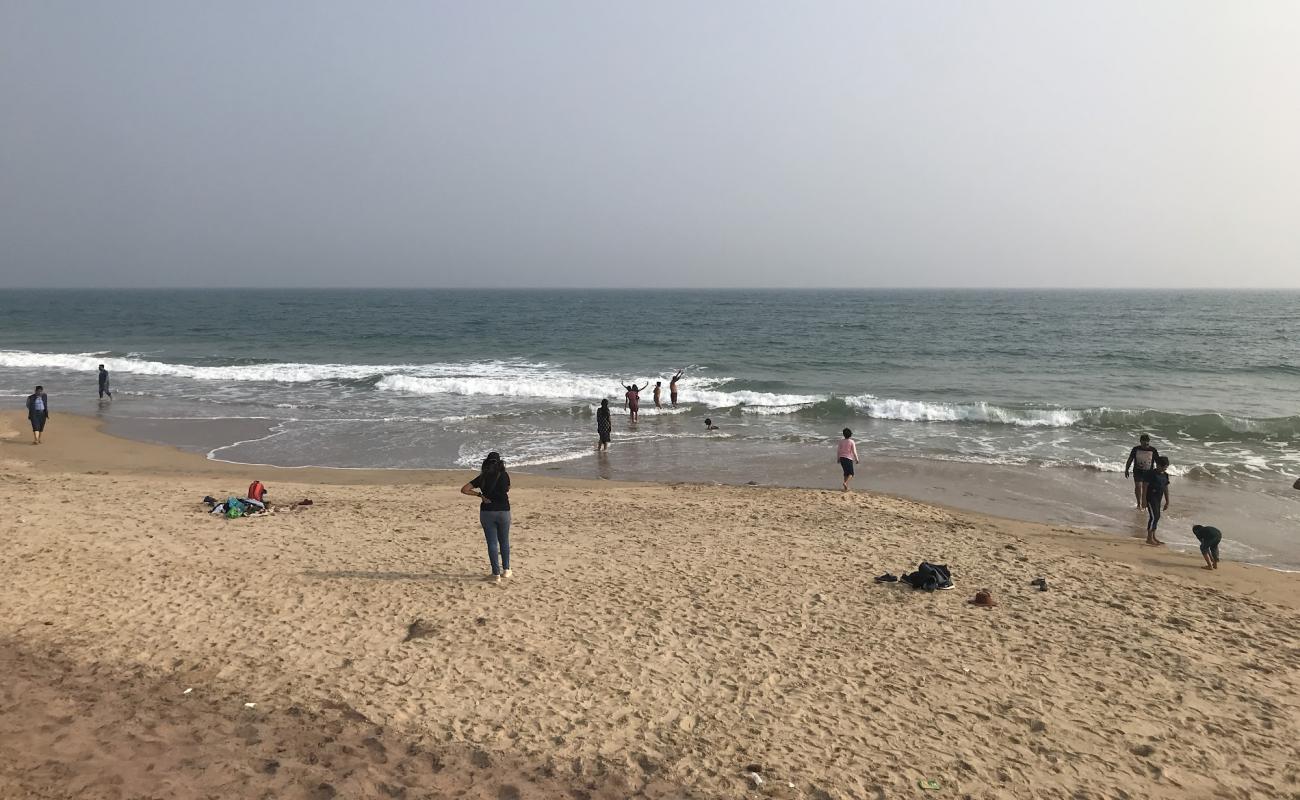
[2,412,1299,799]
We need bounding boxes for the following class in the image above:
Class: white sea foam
[845,395,1081,427]
[0,349,392,383]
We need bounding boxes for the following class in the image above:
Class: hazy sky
[2,2,1297,289]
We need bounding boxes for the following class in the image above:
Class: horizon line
[4,286,1299,292]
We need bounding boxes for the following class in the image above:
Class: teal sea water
[3,289,1298,565]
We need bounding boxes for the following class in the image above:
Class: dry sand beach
[2,412,1299,799]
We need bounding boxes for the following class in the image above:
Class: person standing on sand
[622,381,648,422]
[98,364,113,400]
[596,399,612,450]
[836,427,860,492]
[1124,434,1160,510]
[461,451,512,582]
[26,385,50,445]
[669,369,684,407]
[1144,456,1171,546]
[653,381,663,409]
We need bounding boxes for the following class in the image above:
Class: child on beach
[1144,456,1171,545]
[836,428,860,493]
[1192,525,1221,570]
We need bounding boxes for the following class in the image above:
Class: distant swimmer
[1124,434,1160,510]
[836,427,860,493]
[1144,456,1171,546]
[98,364,113,400]
[669,369,685,407]
[596,399,612,451]
[622,381,648,422]
[704,417,719,431]
[653,381,663,409]
[26,385,50,445]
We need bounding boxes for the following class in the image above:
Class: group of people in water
[617,369,685,423]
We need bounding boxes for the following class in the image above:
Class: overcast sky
[2,2,1297,289]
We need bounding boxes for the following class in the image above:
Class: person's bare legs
[1201,551,1216,570]
[1135,480,1148,509]
[1133,480,1143,508]
[842,473,852,493]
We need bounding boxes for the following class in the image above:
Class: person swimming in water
[704,417,719,431]
[669,369,684,407]
[622,381,648,422]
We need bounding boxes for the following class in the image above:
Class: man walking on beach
[98,364,113,400]
[26,385,50,444]
[837,428,860,492]
[1124,434,1159,509]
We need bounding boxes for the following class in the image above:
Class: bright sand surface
[2,413,1299,799]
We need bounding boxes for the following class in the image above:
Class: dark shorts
[30,413,47,432]
[1199,532,1222,558]
[599,431,610,443]
[1133,469,1151,483]
[839,457,855,477]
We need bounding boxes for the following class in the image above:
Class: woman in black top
[596,399,612,451]
[461,451,512,581]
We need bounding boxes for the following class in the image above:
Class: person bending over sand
[1144,456,1171,546]
[1193,524,1222,570]
[836,428,860,492]
[26,385,50,445]
[1125,434,1159,510]
[461,452,512,582]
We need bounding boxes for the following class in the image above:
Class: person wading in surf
[622,381,648,422]
[1124,434,1160,510]
[669,369,684,407]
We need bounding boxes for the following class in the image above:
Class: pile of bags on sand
[202,480,313,518]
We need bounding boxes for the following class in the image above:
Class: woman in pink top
[836,428,860,492]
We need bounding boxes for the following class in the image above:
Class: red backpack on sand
[247,481,267,502]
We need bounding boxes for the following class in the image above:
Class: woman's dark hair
[600,398,609,407]
[481,452,504,474]
[842,428,853,438]
[1156,456,1170,468]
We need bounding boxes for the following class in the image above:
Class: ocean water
[3,289,1299,565]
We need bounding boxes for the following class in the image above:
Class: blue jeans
[480,509,511,574]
